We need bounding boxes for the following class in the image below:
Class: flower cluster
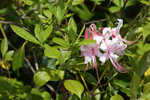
[80,19,128,73]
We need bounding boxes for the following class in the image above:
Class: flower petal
[108,54,128,73]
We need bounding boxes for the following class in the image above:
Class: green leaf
[35,24,53,43]
[94,89,101,100]
[68,17,77,42]
[71,4,92,21]
[52,37,69,48]
[41,91,51,100]
[79,39,96,45]
[11,25,40,44]
[33,71,50,87]
[130,72,140,100]
[59,50,71,64]
[109,6,121,13]
[139,0,150,6]
[43,10,52,19]
[110,94,124,100]
[136,42,150,58]
[142,23,150,41]
[113,79,129,88]
[12,43,25,71]
[137,51,150,76]
[72,0,84,5]
[21,0,33,5]
[113,0,124,7]
[30,88,51,100]
[89,0,104,5]
[48,69,64,81]
[143,82,150,94]
[4,50,14,61]
[82,72,97,86]
[55,6,65,24]
[44,44,61,59]
[64,80,84,98]
[1,38,8,57]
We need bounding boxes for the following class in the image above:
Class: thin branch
[0,20,16,24]
[84,19,106,25]
[91,3,97,12]
[33,52,39,71]
[24,57,36,73]
[46,84,56,93]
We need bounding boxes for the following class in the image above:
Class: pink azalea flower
[80,19,128,73]
[80,26,102,70]
[99,19,128,73]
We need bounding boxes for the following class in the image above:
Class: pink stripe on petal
[108,54,128,73]
[90,34,93,40]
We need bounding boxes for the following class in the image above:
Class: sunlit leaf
[4,50,14,61]
[11,25,40,44]
[110,94,124,100]
[64,80,84,98]
[35,24,53,43]
[44,44,61,59]
[34,71,50,87]
[52,37,69,48]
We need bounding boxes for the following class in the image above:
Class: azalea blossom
[80,27,102,70]
[80,19,128,73]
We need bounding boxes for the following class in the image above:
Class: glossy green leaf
[110,94,124,100]
[4,50,14,61]
[33,71,50,87]
[64,80,84,98]
[11,25,40,44]
[44,44,61,59]
[35,24,53,43]
[72,0,84,5]
[12,43,25,71]
[1,38,8,57]
[52,37,69,48]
